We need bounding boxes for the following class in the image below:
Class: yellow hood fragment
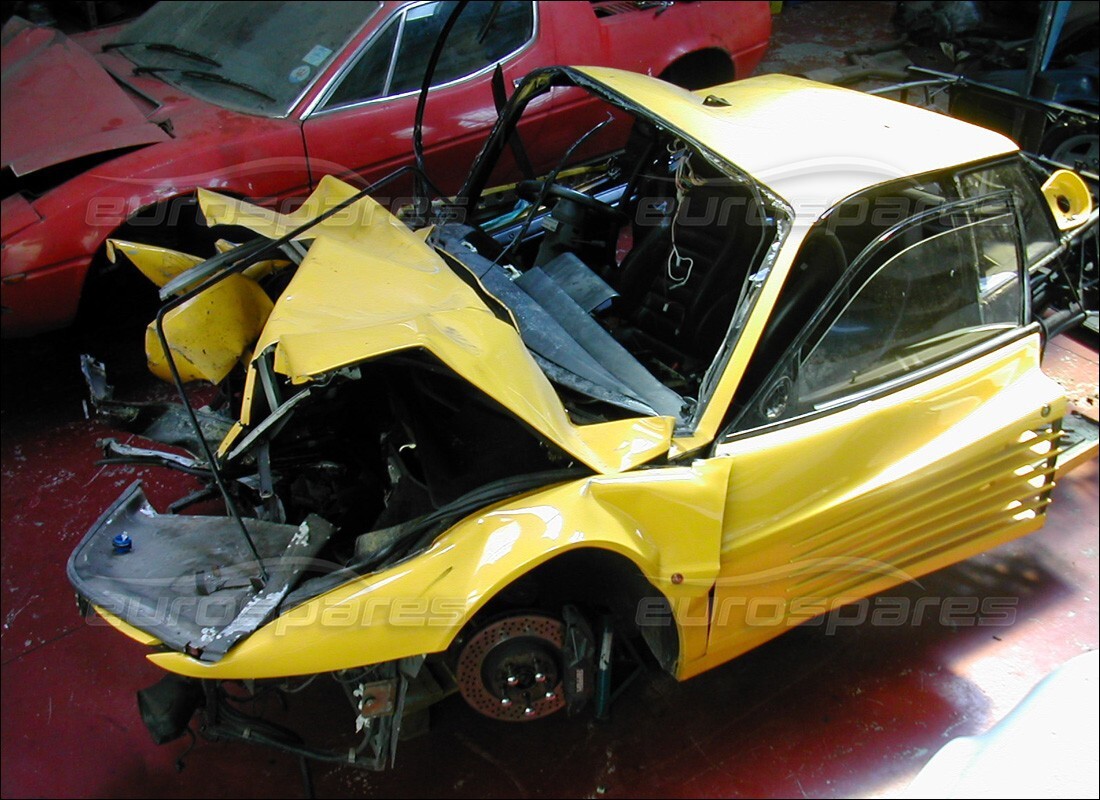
[199,177,674,474]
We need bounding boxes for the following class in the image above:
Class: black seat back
[613,180,764,362]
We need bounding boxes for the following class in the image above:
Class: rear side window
[736,193,1025,430]
[957,161,1058,266]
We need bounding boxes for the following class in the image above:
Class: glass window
[957,160,1059,266]
[323,1,534,109]
[114,1,380,115]
[740,194,1024,428]
[324,18,400,107]
[388,1,534,96]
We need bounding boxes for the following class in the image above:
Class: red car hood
[1,17,169,177]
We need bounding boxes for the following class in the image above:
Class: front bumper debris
[67,481,334,661]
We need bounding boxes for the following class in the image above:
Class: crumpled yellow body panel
[107,238,283,384]
[200,177,674,474]
[149,459,732,679]
[107,238,287,291]
[106,238,203,288]
[197,177,387,244]
[145,275,274,384]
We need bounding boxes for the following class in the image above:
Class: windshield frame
[453,66,792,439]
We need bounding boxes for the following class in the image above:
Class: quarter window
[957,161,1059,266]
[325,17,400,108]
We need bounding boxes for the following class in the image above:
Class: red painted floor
[3,3,1098,798]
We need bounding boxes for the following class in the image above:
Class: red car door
[300,1,555,200]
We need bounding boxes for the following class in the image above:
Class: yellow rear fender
[148,459,733,680]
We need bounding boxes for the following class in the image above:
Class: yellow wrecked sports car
[69,65,1097,769]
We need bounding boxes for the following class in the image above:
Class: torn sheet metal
[430,225,682,418]
[98,438,203,473]
[106,239,204,290]
[106,239,285,385]
[81,354,233,457]
[107,238,291,293]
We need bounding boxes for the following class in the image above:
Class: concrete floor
[3,2,1098,798]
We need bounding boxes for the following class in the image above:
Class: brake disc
[455,613,566,722]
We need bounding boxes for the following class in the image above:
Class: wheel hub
[455,613,566,722]
[1051,131,1100,175]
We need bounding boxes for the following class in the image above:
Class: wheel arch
[659,48,737,91]
[77,188,251,326]
[149,447,732,681]
[461,545,683,676]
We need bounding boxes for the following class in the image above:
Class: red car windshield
[111,1,381,116]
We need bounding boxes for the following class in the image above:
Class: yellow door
[684,192,1067,678]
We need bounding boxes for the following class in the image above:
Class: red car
[1,0,770,336]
